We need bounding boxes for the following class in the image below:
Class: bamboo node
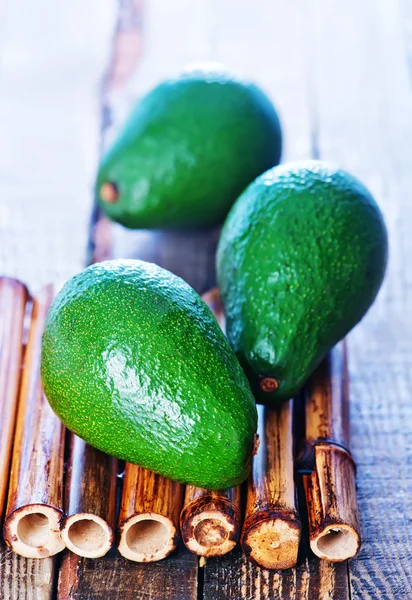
[194,518,228,548]
[241,510,301,570]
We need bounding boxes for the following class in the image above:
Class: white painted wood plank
[0,0,116,291]
[303,0,412,597]
[210,0,312,161]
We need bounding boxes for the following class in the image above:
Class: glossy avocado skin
[41,260,257,489]
[217,160,388,403]
[96,68,282,229]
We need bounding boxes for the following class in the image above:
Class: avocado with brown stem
[217,160,388,403]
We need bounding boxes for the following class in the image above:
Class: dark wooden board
[203,548,349,600]
[58,545,198,600]
[0,540,56,600]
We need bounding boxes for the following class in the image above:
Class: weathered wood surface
[203,549,350,600]
[1,0,411,597]
[58,544,198,600]
[304,1,412,597]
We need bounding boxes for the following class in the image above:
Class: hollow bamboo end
[310,524,360,561]
[181,508,239,557]
[61,514,113,558]
[303,445,360,562]
[241,511,301,570]
[118,513,179,562]
[3,505,64,558]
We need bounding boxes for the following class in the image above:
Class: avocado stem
[100,182,119,203]
[259,376,279,393]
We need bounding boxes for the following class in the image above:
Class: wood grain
[4,286,65,558]
[118,464,184,562]
[58,544,198,600]
[0,277,29,519]
[61,435,118,558]
[0,542,57,600]
[203,548,350,600]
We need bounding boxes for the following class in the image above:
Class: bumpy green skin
[217,161,388,403]
[41,260,257,489]
[96,68,282,229]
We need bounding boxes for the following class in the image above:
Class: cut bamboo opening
[301,341,360,562]
[61,434,117,558]
[0,277,29,519]
[180,288,241,557]
[3,285,65,558]
[180,486,241,557]
[241,401,301,570]
[118,464,184,562]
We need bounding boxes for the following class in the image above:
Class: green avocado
[217,160,388,403]
[41,259,257,489]
[96,66,282,229]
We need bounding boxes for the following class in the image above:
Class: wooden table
[1,0,411,598]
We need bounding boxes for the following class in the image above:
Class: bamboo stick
[241,401,301,570]
[180,288,241,557]
[180,486,241,556]
[61,434,117,558]
[117,464,184,562]
[0,277,29,520]
[3,285,65,558]
[301,341,360,561]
